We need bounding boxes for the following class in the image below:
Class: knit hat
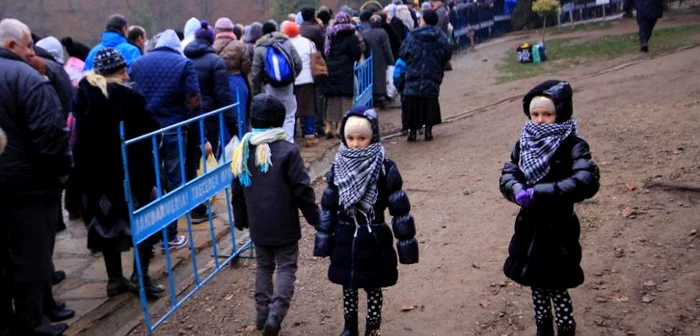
[215,17,234,31]
[195,21,215,44]
[283,22,300,38]
[93,47,126,76]
[262,22,277,35]
[529,96,556,113]
[422,9,439,26]
[340,106,381,145]
[344,116,373,138]
[250,94,286,129]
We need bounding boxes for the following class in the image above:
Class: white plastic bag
[221,136,240,165]
[386,66,398,99]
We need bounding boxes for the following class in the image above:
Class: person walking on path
[83,14,141,71]
[499,80,600,336]
[285,22,319,147]
[72,48,165,299]
[635,0,663,52]
[250,22,302,143]
[231,94,319,336]
[399,10,451,141]
[362,15,395,109]
[0,18,72,336]
[214,17,252,135]
[130,29,200,251]
[323,12,364,139]
[314,106,419,336]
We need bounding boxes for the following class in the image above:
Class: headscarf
[325,12,356,56]
[156,29,183,53]
[395,4,415,29]
[518,119,578,185]
[245,22,263,44]
[36,36,65,64]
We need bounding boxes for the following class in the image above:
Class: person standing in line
[362,15,394,110]
[299,7,328,137]
[60,37,90,62]
[181,17,201,52]
[244,22,264,62]
[285,22,319,147]
[83,14,141,71]
[0,18,72,336]
[214,17,252,135]
[127,26,147,55]
[314,106,419,336]
[500,81,600,336]
[231,94,319,336]
[635,0,663,52]
[399,10,451,141]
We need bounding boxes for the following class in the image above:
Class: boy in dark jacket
[499,80,600,336]
[314,106,419,336]
[231,94,319,336]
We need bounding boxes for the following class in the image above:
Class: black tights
[103,244,152,280]
[343,287,383,331]
[532,287,576,331]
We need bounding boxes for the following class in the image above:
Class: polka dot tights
[343,287,383,332]
[531,288,576,332]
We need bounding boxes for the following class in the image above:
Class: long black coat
[324,30,363,97]
[500,135,600,289]
[363,24,394,96]
[399,26,452,98]
[636,0,663,19]
[315,158,419,289]
[72,79,160,251]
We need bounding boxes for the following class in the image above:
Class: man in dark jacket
[231,94,318,336]
[127,25,147,55]
[130,29,199,250]
[635,0,663,52]
[0,18,72,336]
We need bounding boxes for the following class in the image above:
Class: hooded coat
[250,32,303,95]
[324,30,363,97]
[245,23,264,61]
[213,34,251,76]
[363,21,394,96]
[500,81,600,290]
[399,25,451,97]
[182,17,201,51]
[314,108,419,289]
[83,31,142,71]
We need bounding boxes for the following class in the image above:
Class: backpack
[264,41,295,87]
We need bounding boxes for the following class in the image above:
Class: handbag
[309,41,328,82]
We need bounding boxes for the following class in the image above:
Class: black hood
[522,80,574,122]
[339,106,381,146]
[183,39,215,59]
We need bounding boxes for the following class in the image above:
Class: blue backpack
[264,41,295,87]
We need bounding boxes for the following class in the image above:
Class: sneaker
[162,235,188,251]
[191,210,217,224]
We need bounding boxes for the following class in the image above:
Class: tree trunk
[542,17,547,42]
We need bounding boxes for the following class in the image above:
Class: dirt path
[131,15,700,336]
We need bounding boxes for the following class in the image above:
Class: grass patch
[496,24,700,83]
[550,21,614,35]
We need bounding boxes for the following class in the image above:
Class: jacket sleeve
[47,62,74,119]
[349,34,363,62]
[230,177,249,230]
[251,47,264,95]
[314,167,339,257]
[213,58,238,138]
[533,138,601,204]
[385,159,419,264]
[23,79,72,176]
[240,45,252,77]
[500,142,526,204]
[380,30,395,66]
[399,35,413,61]
[288,42,303,78]
[183,61,201,118]
[285,146,319,227]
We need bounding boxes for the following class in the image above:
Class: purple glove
[515,188,535,207]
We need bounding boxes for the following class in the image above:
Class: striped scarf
[333,142,385,214]
[231,128,287,187]
[519,119,577,185]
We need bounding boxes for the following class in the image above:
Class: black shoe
[536,321,555,336]
[191,210,216,224]
[255,310,269,331]
[107,276,138,297]
[52,271,66,285]
[50,323,68,336]
[557,326,576,336]
[641,45,649,53]
[48,309,75,323]
[425,126,433,141]
[339,312,358,336]
[407,130,417,142]
[130,274,165,299]
[262,311,282,336]
[365,320,381,336]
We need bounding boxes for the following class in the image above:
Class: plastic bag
[386,66,398,99]
[197,154,220,203]
[222,136,240,165]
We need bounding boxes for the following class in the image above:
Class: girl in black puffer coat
[500,80,600,336]
[315,106,419,336]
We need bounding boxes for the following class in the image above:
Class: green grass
[550,21,614,35]
[496,24,700,83]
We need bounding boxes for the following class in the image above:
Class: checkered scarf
[333,142,385,213]
[519,119,577,185]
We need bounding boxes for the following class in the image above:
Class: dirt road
[132,17,700,336]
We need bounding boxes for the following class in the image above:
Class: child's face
[530,108,556,124]
[345,132,372,149]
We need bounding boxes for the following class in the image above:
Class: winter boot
[365,319,381,336]
[262,311,282,336]
[107,276,137,297]
[535,320,555,336]
[557,325,576,336]
[130,250,165,299]
[407,129,417,142]
[424,126,433,141]
[339,312,359,336]
[255,310,269,331]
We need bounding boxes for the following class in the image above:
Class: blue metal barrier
[354,54,374,108]
[120,90,253,335]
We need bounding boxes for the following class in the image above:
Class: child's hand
[515,188,535,207]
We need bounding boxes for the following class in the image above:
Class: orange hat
[283,21,300,38]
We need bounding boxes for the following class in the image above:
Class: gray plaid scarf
[333,142,385,214]
[519,119,577,185]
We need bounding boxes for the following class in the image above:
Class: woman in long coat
[363,15,395,109]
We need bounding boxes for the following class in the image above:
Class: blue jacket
[83,31,142,71]
[129,47,201,128]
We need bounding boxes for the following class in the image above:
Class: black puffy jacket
[0,49,72,202]
[399,25,452,98]
[323,30,363,97]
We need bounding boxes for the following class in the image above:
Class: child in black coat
[500,80,600,336]
[314,106,419,336]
